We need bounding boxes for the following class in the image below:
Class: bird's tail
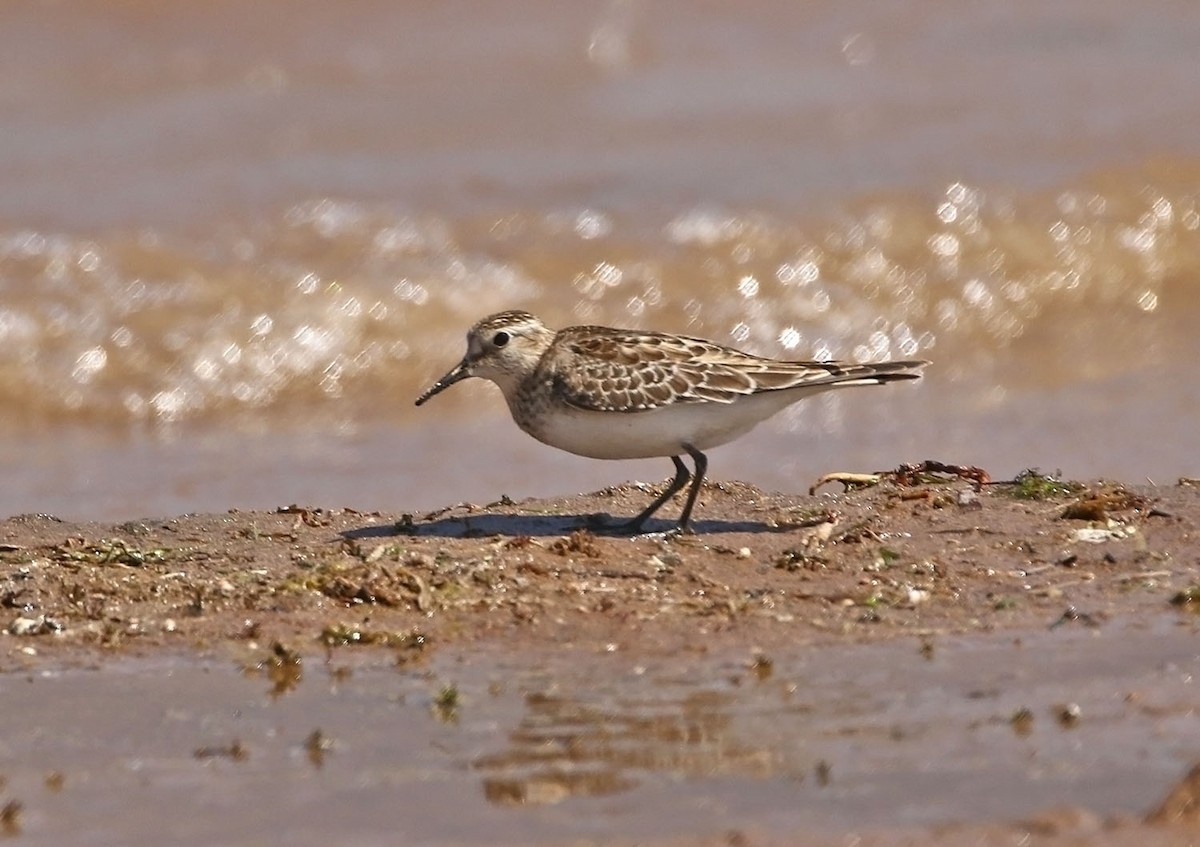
[822,359,928,387]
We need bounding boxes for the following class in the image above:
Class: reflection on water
[476,688,778,805]
[3,174,1199,519]
[1,174,1196,431]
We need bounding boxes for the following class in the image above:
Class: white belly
[515,387,833,460]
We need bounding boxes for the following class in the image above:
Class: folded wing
[545,327,926,413]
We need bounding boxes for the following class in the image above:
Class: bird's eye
[492,331,510,347]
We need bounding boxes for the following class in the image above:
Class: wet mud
[2,474,1199,844]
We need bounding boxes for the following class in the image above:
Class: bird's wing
[545,327,906,413]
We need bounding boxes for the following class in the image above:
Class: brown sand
[2,471,1199,844]
[3,471,1196,659]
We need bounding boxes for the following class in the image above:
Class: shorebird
[416,310,927,533]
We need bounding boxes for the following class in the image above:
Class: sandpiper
[416,310,927,533]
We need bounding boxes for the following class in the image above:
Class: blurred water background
[2,0,1198,519]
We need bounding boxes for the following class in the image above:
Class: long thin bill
[414,359,471,406]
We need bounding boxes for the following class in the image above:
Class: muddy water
[1,619,1197,844]
[3,2,1200,519]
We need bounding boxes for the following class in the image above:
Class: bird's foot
[587,511,694,538]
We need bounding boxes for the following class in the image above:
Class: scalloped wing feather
[545,327,923,413]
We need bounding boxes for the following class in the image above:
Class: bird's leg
[619,455,690,533]
[674,445,708,533]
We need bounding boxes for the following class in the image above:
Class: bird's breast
[506,390,814,460]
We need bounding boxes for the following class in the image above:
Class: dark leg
[675,445,708,532]
[621,455,690,532]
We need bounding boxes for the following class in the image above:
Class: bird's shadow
[341,511,779,541]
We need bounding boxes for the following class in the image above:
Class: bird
[415,310,927,533]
